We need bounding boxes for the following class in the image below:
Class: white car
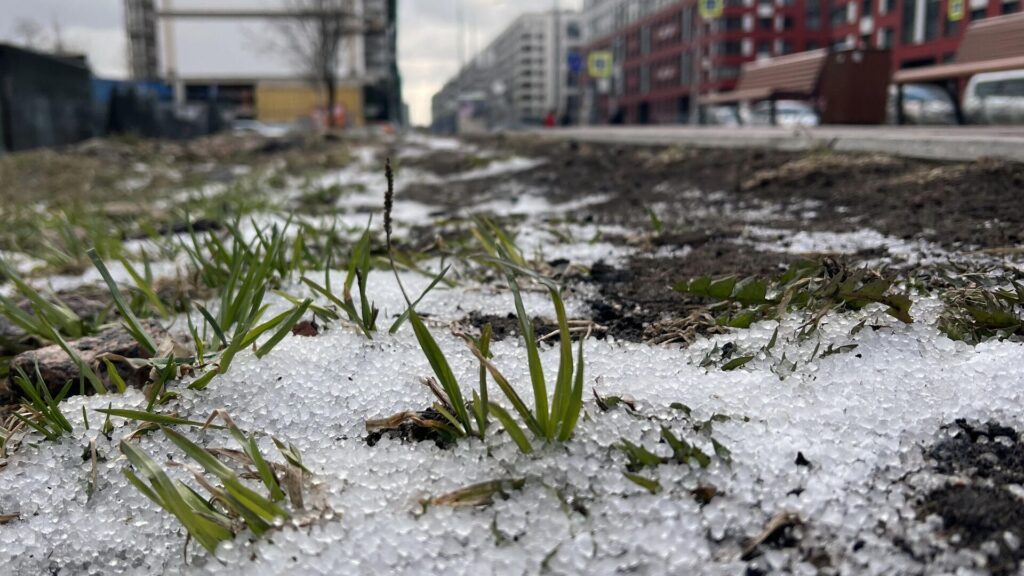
[748,100,819,127]
[964,70,1024,125]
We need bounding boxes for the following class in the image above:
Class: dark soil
[461,311,559,342]
[584,242,795,342]
[916,420,1024,576]
[449,136,1024,249]
[398,135,1023,342]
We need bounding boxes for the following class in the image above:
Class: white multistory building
[431,10,583,133]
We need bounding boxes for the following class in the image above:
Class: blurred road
[533,126,1024,163]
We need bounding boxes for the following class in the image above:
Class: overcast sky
[0,0,581,126]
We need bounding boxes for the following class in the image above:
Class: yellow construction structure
[255,80,364,127]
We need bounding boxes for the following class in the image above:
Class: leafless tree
[13,18,47,50]
[269,0,355,128]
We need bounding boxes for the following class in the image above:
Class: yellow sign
[948,0,965,21]
[588,51,613,78]
[699,0,724,19]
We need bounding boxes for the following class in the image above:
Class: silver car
[887,84,957,125]
[964,70,1024,125]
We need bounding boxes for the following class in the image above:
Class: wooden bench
[893,12,1024,124]
[702,49,892,125]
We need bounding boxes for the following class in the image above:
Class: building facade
[431,10,583,132]
[124,0,401,125]
[125,0,159,81]
[582,0,1021,124]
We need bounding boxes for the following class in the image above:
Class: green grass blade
[487,403,533,454]
[34,311,107,394]
[101,358,128,394]
[467,345,543,437]
[407,308,472,434]
[119,256,169,319]
[558,334,586,441]
[255,299,312,358]
[388,265,451,334]
[548,288,574,438]
[503,271,548,435]
[95,408,217,428]
[87,249,158,355]
[196,305,227,349]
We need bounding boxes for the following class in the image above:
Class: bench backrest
[956,12,1024,64]
[736,49,828,95]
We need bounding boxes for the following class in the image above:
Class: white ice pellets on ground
[3,273,1024,575]
[2,136,1023,575]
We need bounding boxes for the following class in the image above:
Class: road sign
[568,51,583,74]
[948,0,965,21]
[588,51,613,78]
[699,0,723,19]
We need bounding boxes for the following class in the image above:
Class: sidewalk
[531,125,1024,163]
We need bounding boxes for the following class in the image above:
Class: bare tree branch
[264,0,357,128]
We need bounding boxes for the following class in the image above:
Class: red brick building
[583,0,1021,123]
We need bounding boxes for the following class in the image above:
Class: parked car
[748,100,819,127]
[964,70,1024,125]
[886,83,957,125]
[703,105,742,126]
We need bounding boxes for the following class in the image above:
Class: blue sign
[568,52,583,74]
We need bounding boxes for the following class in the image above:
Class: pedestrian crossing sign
[588,51,613,79]
[948,0,965,21]
[699,0,724,19]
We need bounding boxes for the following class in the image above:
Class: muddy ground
[398,135,1024,347]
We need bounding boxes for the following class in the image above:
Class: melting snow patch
[446,157,545,182]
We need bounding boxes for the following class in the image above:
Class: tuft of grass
[938,280,1023,344]
[119,416,307,555]
[0,257,88,342]
[302,219,379,338]
[88,249,159,356]
[10,365,74,441]
[471,217,528,269]
[674,259,913,332]
[465,261,587,451]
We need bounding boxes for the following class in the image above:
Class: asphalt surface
[532,125,1024,163]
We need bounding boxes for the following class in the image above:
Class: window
[641,26,651,55]
[681,6,694,41]
[723,16,744,31]
[757,40,772,55]
[807,41,821,50]
[862,0,873,16]
[680,51,693,84]
[970,8,987,19]
[924,0,940,40]
[877,27,892,48]
[831,0,847,26]
[901,0,917,44]
[1003,0,1021,13]
[806,0,822,30]
[946,19,960,37]
[717,41,743,55]
[640,65,650,94]
[780,40,794,54]
[781,16,795,30]
[715,65,741,80]
[758,17,773,30]
[567,22,581,39]
[1005,79,1024,96]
